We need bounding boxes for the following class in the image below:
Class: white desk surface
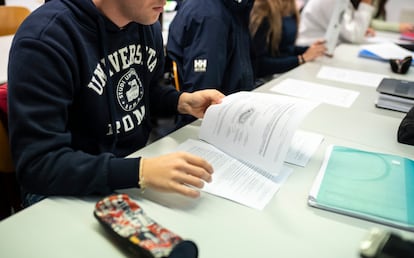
[260,43,413,120]
[1,40,414,258]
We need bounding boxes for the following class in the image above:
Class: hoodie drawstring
[97,17,118,152]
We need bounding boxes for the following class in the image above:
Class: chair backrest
[0,6,31,36]
[0,83,13,173]
[0,118,14,173]
[172,61,180,91]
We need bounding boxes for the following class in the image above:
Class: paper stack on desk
[176,91,321,210]
[358,42,414,66]
[375,78,414,112]
[309,145,414,232]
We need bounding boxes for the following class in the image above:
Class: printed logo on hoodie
[194,59,207,72]
[86,44,157,136]
[117,68,143,112]
[88,44,157,96]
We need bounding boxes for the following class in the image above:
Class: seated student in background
[297,0,375,46]
[166,0,255,127]
[371,0,414,33]
[8,0,224,206]
[250,0,326,79]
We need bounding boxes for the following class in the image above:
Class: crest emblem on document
[117,68,144,111]
[194,59,207,72]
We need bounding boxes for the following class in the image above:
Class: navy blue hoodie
[166,0,255,95]
[8,0,180,196]
[251,16,308,78]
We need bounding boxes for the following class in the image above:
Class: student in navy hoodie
[7,0,224,206]
[166,0,256,128]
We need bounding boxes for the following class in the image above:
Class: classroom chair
[0,6,30,36]
[172,60,180,91]
[0,84,22,220]
[0,117,22,219]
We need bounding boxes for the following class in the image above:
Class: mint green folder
[308,145,414,231]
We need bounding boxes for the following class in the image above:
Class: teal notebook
[308,145,414,232]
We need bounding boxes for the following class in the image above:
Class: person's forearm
[371,19,400,32]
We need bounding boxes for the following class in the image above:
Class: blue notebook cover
[309,145,414,231]
[358,49,414,66]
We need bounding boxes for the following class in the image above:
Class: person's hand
[399,23,414,33]
[365,27,376,37]
[302,40,326,62]
[140,152,214,198]
[360,0,373,4]
[177,89,224,118]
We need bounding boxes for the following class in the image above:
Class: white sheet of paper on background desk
[316,66,387,88]
[360,42,413,60]
[270,78,359,108]
[363,36,394,44]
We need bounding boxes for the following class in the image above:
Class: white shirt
[297,0,374,46]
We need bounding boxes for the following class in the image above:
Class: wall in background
[385,0,414,23]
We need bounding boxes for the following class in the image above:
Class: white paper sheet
[199,92,319,176]
[285,130,324,167]
[270,78,359,108]
[316,66,388,88]
[360,43,413,60]
[175,130,323,209]
[176,139,293,210]
[173,92,321,209]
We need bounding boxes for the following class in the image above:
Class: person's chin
[146,12,162,25]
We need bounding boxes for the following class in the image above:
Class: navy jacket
[166,0,255,95]
[8,0,180,196]
[251,16,308,78]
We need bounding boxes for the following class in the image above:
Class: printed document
[316,66,388,88]
[176,91,319,209]
[285,130,324,167]
[270,78,359,108]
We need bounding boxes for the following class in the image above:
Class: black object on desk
[377,78,414,99]
[389,56,412,74]
[359,228,414,258]
[398,43,414,52]
[398,105,414,145]
[375,78,414,112]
